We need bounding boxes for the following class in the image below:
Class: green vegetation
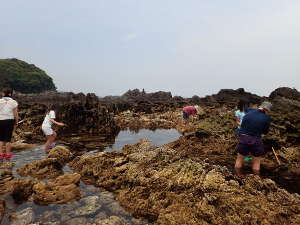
[0,58,56,93]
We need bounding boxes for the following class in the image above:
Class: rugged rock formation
[205,88,263,106]
[17,157,64,179]
[70,140,300,225]
[13,92,120,151]
[1,173,81,207]
[9,179,37,203]
[32,173,81,205]
[17,146,72,179]
[101,89,186,114]
[269,87,300,101]
[114,110,180,130]
[14,91,87,105]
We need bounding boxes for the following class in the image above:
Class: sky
[0,0,299,97]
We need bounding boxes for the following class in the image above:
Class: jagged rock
[48,146,73,164]
[53,173,81,186]
[208,88,263,106]
[70,141,300,225]
[122,89,172,102]
[14,92,120,147]
[269,87,300,101]
[17,158,63,179]
[9,179,37,203]
[32,173,81,205]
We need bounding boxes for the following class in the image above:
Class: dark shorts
[0,119,15,142]
[237,135,265,157]
[182,111,189,120]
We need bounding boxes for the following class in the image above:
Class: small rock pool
[1,129,181,225]
[106,128,181,152]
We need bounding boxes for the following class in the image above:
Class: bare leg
[5,142,11,154]
[0,142,4,154]
[252,157,261,175]
[44,131,57,153]
[235,153,245,176]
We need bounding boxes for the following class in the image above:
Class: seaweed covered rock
[70,141,300,225]
[48,146,73,164]
[32,173,81,205]
[17,158,64,179]
[17,146,73,179]
[8,179,37,203]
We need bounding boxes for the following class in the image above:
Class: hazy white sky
[1,0,299,97]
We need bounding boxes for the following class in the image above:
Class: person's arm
[50,119,65,126]
[235,111,241,126]
[13,107,19,125]
[236,117,241,126]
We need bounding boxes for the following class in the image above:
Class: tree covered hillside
[0,58,56,93]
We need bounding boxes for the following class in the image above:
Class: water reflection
[105,129,180,152]
[2,129,181,224]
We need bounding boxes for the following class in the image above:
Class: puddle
[1,129,181,225]
[105,128,181,152]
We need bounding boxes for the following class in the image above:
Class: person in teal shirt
[234,100,248,135]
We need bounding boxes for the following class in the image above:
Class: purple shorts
[237,135,265,157]
[182,111,189,120]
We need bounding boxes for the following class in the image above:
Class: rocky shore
[0,87,299,224]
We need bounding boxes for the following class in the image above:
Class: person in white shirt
[41,105,65,153]
[0,88,19,160]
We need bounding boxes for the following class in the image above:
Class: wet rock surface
[32,173,81,205]
[70,140,300,225]
[1,87,299,225]
[16,146,73,179]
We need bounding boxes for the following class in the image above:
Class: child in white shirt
[41,105,65,153]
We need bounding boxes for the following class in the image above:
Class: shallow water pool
[105,128,181,151]
[1,129,181,225]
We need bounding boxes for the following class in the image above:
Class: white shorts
[42,126,54,136]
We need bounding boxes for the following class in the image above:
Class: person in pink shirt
[182,105,202,125]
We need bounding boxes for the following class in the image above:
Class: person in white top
[0,88,19,160]
[41,105,65,153]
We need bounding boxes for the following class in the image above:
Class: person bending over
[41,105,65,153]
[182,105,203,125]
[234,101,272,176]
